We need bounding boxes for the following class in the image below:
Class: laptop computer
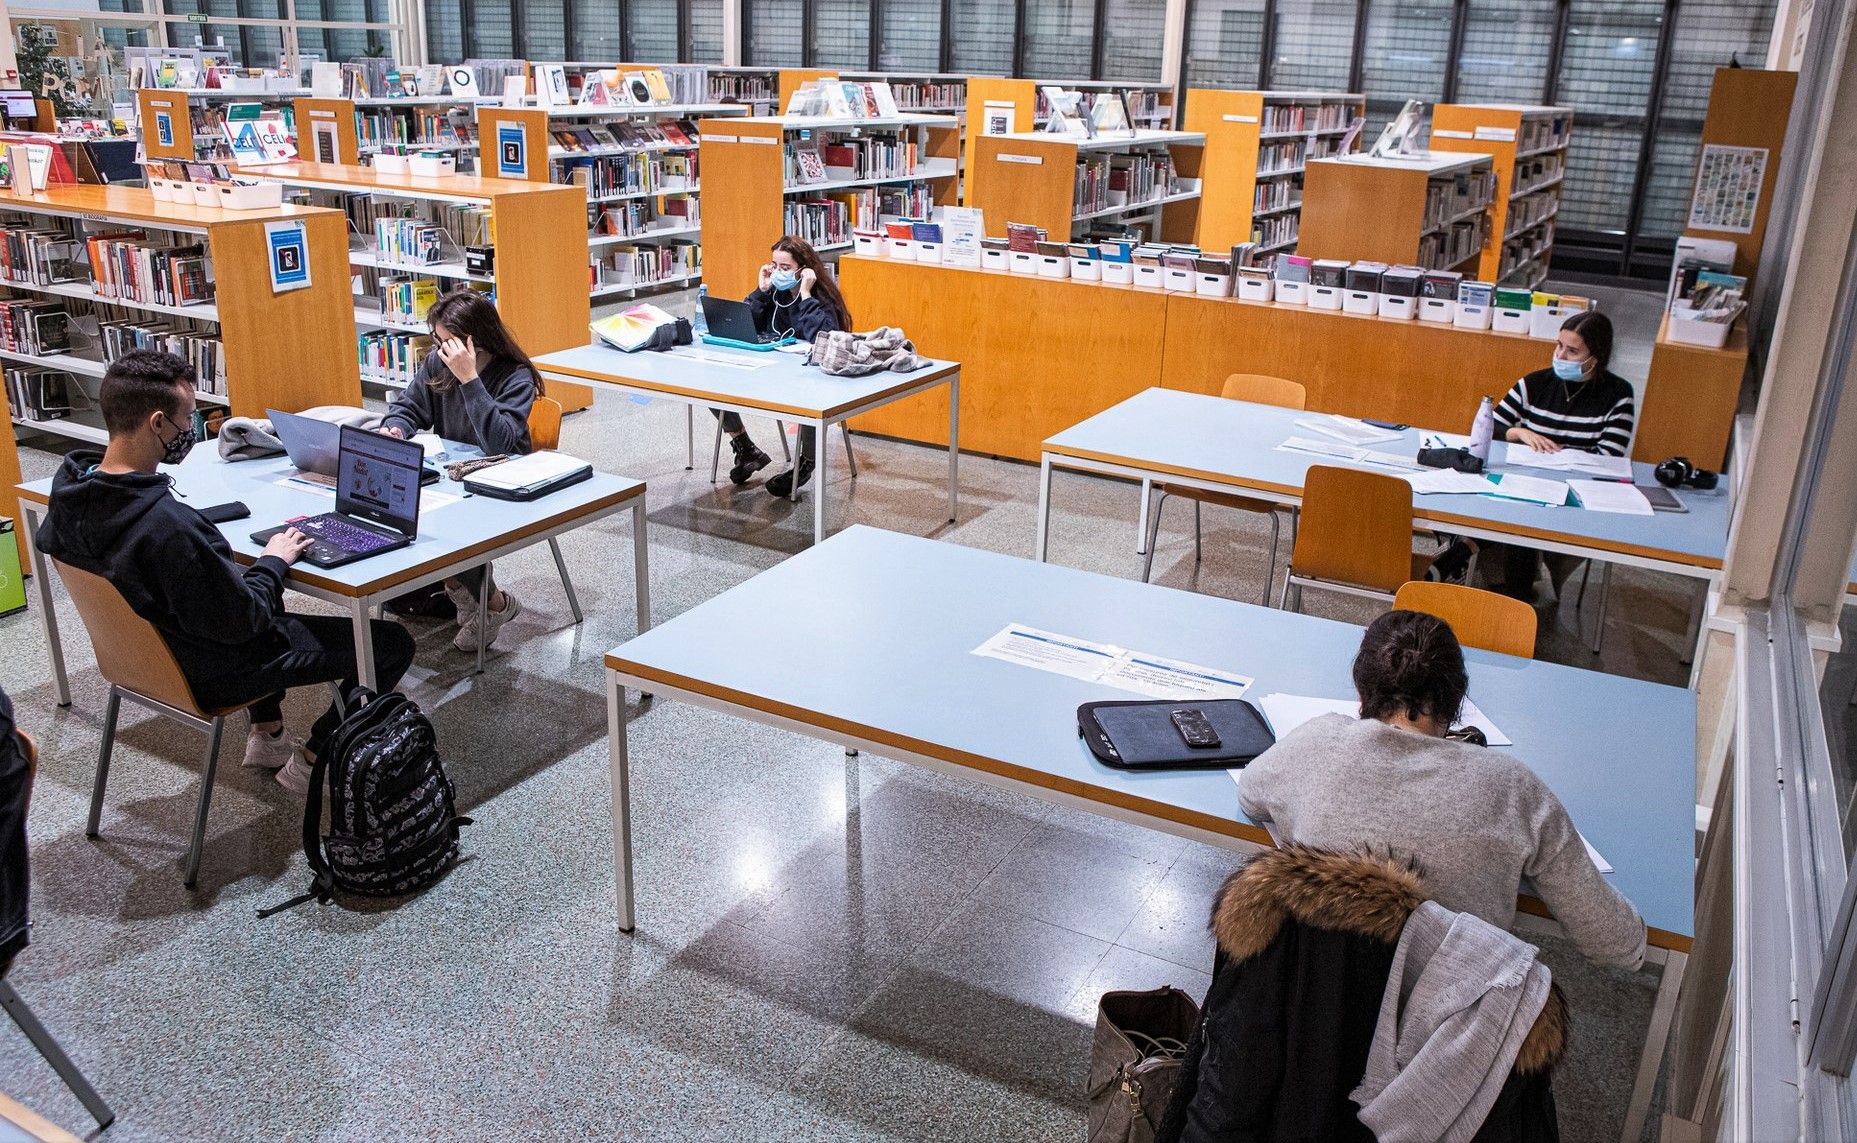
[269,407,439,485]
[251,424,423,568]
[700,295,796,352]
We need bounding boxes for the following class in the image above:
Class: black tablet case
[1078,699,1277,770]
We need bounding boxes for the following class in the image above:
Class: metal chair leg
[184,718,225,888]
[87,688,121,838]
[1261,511,1281,606]
[0,980,115,1129]
[1576,560,1593,610]
[1277,569,1294,610]
[841,423,858,478]
[548,537,583,624]
[1590,562,1614,656]
[709,418,725,483]
[775,421,791,462]
[1192,500,1202,564]
[1141,490,1167,583]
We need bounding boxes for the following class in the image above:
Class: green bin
[0,518,24,618]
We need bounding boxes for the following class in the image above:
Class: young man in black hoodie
[34,350,416,794]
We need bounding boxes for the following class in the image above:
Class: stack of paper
[1507,449,1634,479]
[1277,438,1420,471]
[1404,469,1496,495]
[1567,478,1654,515]
[1293,414,1403,446]
[1484,473,1569,507]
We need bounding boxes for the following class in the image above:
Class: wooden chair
[1143,374,1307,604]
[1393,580,1539,659]
[50,558,251,888]
[1278,466,1433,612]
[2,729,114,1134]
[526,396,583,625]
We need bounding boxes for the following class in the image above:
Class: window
[1359,0,1452,135]
[300,0,392,63]
[949,0,1013,75]
[1455,0,1557,102]
[1183,0,1267,89]
[574,0,622,58]
[814,0,872,68]
[1022,0,1095,78]
[689,0,724,62]
[1103,0,1166,81]
[628,0,680,60]
[467,0,517,56]
[878,0,942,70]
[425,0,464,61]
[519,0,565,59]
[747,0,804,65]
[1268,0,1357,90]
[1554,0,1665,235]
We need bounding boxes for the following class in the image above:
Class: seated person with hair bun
[1238,609,1647,969]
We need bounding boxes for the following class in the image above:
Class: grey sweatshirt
[379,352,536,455]
[1238,713,1646,969]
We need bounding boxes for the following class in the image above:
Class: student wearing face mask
[35,350,416,794]
[1483,311,1637,602]
[712,235,853,497]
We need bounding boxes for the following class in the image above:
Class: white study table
[534,340,960,544]
[602,526,1695,1143]
[18,443,650,705]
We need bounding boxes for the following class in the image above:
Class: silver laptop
[268,408,342,476]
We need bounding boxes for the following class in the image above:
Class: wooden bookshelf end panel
[475,107,553,183]
[1297,162,1432,265]
[294,98,361,165]
[1636,323,1748,469]
[208,210,361,417]
[698,118,788,300]
[138,90,196,160]
[1183,89,1266,251]
[963,78,1037,197]
[970,135,1078,240]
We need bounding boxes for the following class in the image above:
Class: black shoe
[766,456,815,498]
[384,582,453,619]
[728,435,771,485]
[1427,539,1474,585]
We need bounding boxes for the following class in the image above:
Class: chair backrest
[1291,466,1416,592]
[1394,581,1538,659]
[49,559,205,715]
[528,396,563,451]
[1221,373,1307,410]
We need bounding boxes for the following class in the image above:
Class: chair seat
[1158,482,1281,517]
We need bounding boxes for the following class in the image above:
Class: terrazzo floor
[1,282,1688,1140]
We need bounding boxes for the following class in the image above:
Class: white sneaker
[275,750,315,795]
[454,591,521,652]
[242,728,304,771]
[445,580,478,623]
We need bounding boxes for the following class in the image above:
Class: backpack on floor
[260,689,469,916]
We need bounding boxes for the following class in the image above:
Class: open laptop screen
[335,424,423,536]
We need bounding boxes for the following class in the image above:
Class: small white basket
[1418,296,1455,323]
[1237,276,1274,302]
[216,181,285,210]
[372,153,409,174]
[409,153,456,177]
[1453,303,1494,331]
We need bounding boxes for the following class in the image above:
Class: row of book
[0,225,85,288]
[592,242,700,290]
[381,276,440,324]
[359,330,432,387]
[1074,152,1177,216]
[0,299,70,357]
[358,107,472,151]
[1422,169,1497,229]
[708,73,774,105]
[1506,189,1559,238]
[889,81,963,110]
[1418,215,1490,273]
[1260,101,1354,134]
[563,153,697,199]
[788,135,922,185]
[550,119,699,153]
[99,320,226,395]
[1516,114,1572,155]
[1251,179,1301,214]
[1497,226,1555,285]
[88,234,214,309]
[594,194,699,238]
[4,368,75,423]
[1514,153,1564,196]
[1250,213,1299,252]
[784,199,852,250]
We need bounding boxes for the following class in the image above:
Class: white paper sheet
[1485,473,1569,507]
[1508,449,1633,479]
[409,432,447,458]
[1277,436,1363,461]
[1580,833,1614,873]
[1421,431,1474,450]
[972,624,1120,683]
[674,348,771,369]
[1099,651,1254,700]
[1354,449,1423,471]
[1404,469,1497,495]
[1293,414,1402,446]
[1255,692,1513,746]
[971,625,1253,699]
[1566,478,1654,516]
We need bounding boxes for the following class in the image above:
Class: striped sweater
[1492,368,1637,456]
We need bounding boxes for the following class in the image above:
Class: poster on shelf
[942,206,984,268]
[154,110,173,149]
[496,122,527,179]
[311,118,338,164]
[264,220,311,293]
[1687,143,1767,235]
[982,100,1014,136]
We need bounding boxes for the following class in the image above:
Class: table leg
[22,506,70,707]
[632,501,652,635]
[607,670,636,933]
[1620,948,1686,1143]
[947,374,960,524]
[812,418,827,544]
[684,405,693,471]
[1681,584,1707,667]
[351,597,379,692]
[1034,454,1053,563]
[1135,477,1153,555]
[475,575,488,676]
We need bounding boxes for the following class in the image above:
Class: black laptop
[252,425,423,568]
[700,295,795,350]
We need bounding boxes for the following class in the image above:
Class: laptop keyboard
[300,515,397,553]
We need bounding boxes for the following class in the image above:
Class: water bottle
[1468,395,1495,463]
[692,284,708,337]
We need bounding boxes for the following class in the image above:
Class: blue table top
[18,443,644,598]
[607,525,1696,947]
[1045,388,1731,573]
[533,340,959,420]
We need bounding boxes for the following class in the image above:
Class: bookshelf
[237,160,595,411]
[961,78,1036,203]
[476,100,746,304]
[839,72,969,113]
[1297,152,1497,273]
[967,129,1204,243]
[696,113,960,297]
[1034,80,1176,129]
[0,183,358,445]
[1429,103,1573,288]
[1181,88,1365,253]
[136,90,232,165]
[704,68,839,115]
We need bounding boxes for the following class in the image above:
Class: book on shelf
[591,242,701,291]
[358,330,433,385]
[0,299,72,357]
[1005,222,1045,253]
[98,319,226,394]
[85,233,215,308]
[3,367,76,422]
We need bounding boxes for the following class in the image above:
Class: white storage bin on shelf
[1195,271,1231,297]
[1530,303,1577,340]
[1342,290,1377,316]
[1036,252,1068,279]
[1009,250,1038,275]
[887,238,917,261]
[1162,265,1194,293]
[1378,295,1417,320]
[1492,307,1531,334]
[373,153,408,174]
[854,232,882,257]
[409,153,456,177]
[1101,261,1133,286]
[916,241,944,264]
[148,178,179,202]
[217,181,286,210]
[1307,285,1343,311]
[1237,276,1274,302]
[1070,254,1101,282]
[190,183,219,207]
[1666,307,1734,349]
[1454,303,1494,331]
[1419,297,1455,323]
[1132,263,1162,289]
[982,247,1008,271]
[1275,280,1308,305]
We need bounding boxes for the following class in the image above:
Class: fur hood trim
[1208,846,1568,1074]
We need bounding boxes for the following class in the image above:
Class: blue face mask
[1551,356,1589,381]
[770,268,800,292]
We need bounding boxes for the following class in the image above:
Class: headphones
[1654,456,1720,490]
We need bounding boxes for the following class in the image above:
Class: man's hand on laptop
[263,527,314,565]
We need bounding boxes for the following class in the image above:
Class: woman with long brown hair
[715,234,853,496]
[381,288,541,652]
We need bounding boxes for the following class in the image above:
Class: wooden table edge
[538,358,959,421]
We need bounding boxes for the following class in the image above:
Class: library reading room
[0,2,1854,1140]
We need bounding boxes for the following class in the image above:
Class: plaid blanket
[806,326,926,376]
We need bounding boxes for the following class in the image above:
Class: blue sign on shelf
[496,122,526,179]
[264,220,310,293]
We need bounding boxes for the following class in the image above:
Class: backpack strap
[255,724,342,918]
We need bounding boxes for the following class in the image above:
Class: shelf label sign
[265,220,311,293]
[496,122,526,178]
[153,110,173,148]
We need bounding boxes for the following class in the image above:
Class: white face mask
[770,268,800,292]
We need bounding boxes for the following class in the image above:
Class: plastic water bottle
[692,284,708,337]
[1468,395,1495,463]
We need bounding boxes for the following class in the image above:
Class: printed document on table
[1511,449,1634,480]
[1277,436,1364,461]
[1405,469,1496,495]
[675,348,770,369]
[1294,414,1402,446]
[1485,473,1569,506]
[972,624,1121,683]
[1098,652,1253,700]
[972,625,1252,699]
[1421,431,1474,450]
[1579,833,1614,873]
[1567,478,1654,516]
[1256,692,1513,746]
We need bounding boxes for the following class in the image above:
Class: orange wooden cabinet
[963,77,1037,199]
[1181,88,1364,252]
[1429,103,1572,288]
[967,130,1205,242]
[1636,322,1747,469]
[1298,152,1497,273]
[292,97,362,165]
[1682,67,1797,285]
[137,89,197,160]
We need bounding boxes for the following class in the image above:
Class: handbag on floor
[1086,986,1200,1143]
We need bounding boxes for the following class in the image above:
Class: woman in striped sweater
[1487,311,1636,603]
